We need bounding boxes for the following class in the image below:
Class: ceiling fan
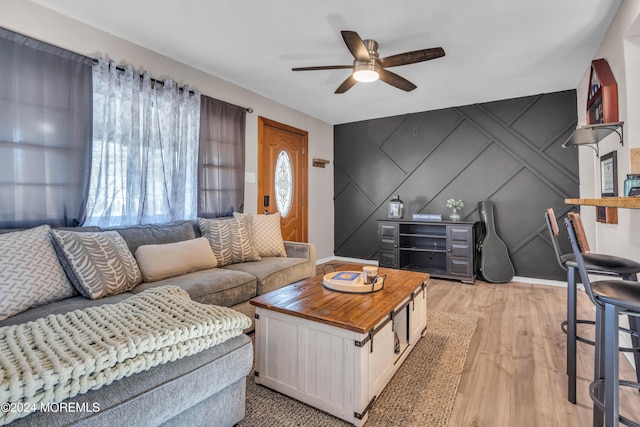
[292,30,445,94]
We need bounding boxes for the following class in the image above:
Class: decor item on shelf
[388,195,404,219]
[446,198,464,221]
[624,174,640,196]
[587,58,618,125]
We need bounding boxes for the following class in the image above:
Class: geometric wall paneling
[334,89,578,280]
[334,167,350,197]
[354,114,406,147]
[333,125,406,205]
[334,90,579,280]
[333,182,375,250]
[379,109,463,172]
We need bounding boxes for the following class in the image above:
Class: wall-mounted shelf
[565,197,640,209]
[562,122,623,157]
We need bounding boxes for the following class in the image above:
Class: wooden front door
[258,117,308,242]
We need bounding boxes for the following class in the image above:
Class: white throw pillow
[0,225,77,320]
[234,212,287,257]
[135,237,218,282]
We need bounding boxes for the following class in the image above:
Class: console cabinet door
[447,225,473,279]
[378,223,398,268]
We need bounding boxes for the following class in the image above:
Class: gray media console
[377,220,477,283]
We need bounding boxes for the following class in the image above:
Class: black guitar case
[477,200,514,283]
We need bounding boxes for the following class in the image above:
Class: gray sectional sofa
[0,219,316,426]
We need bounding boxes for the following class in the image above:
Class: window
[0,27,93,228]
[84,58,200,227]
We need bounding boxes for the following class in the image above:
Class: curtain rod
[92,59,253,113]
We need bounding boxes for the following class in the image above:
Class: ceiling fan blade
[292,65,353,71]
[335,75,357,94]
[378,69,417,92]
[380,47,445,68]
[341,30,370,61]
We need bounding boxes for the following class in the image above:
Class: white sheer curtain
[85,58,200,227]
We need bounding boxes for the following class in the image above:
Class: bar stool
[545,208,640,403]
[565,213,640,427]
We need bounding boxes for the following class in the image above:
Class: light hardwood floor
[317,263,640,426]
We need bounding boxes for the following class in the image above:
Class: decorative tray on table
[322,271,386,293]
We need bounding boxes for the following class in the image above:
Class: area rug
[239,310,477,427]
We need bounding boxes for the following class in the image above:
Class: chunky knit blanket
[0,286,251,425]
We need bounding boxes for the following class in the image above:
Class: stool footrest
[561,319,640,352]
[589,379,640,427]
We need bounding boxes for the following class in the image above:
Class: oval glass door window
[275,150,293,217]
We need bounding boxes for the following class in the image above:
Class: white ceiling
[32,0,621,125]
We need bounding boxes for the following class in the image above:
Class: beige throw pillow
[135,237,218,282]
[198,216,261,266]
[234,212,287,257]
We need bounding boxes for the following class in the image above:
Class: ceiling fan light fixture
[353,62,380,82]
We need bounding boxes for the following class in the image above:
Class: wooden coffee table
[250,265,429,426]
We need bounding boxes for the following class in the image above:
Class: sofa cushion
[131,268,257,308]
[7,333,252,427]
[223,257,311,295]
[50,230,143,299]
[135,237,218,282]
[109,220,197,255]
[0,225,76,321]
[234,212,287,257]
[198,216,260,266]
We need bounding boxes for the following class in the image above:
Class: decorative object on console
[388,195,404,219]
[412,213,442,221]
[446,199,464,221]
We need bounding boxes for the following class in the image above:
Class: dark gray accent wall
[334,90,579,281]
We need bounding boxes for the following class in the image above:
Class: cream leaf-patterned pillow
[234,212,287,257]
[0,225,77,321]
[198,216,261,266]
[50,230,142,299]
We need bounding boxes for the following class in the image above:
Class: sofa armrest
[284,241,316,263]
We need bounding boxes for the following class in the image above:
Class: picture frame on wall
[600,151,618,197]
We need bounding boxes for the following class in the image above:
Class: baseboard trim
[316,256,378,266]
[511,276,567,288]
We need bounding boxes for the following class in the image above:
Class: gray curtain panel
[198,96,246,218]
[0,27,93,228]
